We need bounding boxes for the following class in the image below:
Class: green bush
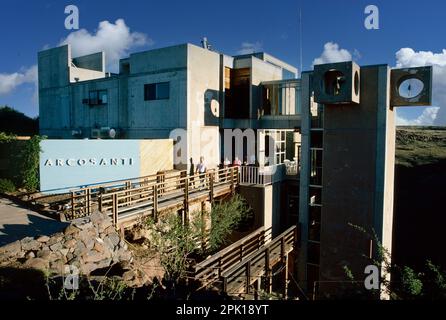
[20,135,44,191]
[0,179,16,193]
[208,194,252,252]
[0,133,45,192]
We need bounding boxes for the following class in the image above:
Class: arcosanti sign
[43,157,134,167]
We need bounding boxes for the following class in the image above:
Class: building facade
[38,43,432,298]
[38,43,298,171]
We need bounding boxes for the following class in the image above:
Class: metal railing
[238,164,287,186]
[284,160,299,176]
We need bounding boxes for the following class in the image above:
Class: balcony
[259,79,301,117]
[239,162,299,186]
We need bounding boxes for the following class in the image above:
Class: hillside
[396,126,446,167]
[393,126,446,271]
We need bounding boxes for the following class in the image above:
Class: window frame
[144,82,170,101]
[88,90,108,106]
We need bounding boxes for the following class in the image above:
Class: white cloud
[60,19,152,72]
[313,42,352,66]
[395,48,446,126]
[237,42,263,55]
[396,107,440,126]
[0,65,37,96]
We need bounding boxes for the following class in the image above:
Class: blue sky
[0,0,444,125]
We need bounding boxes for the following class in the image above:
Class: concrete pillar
[297,72,312,291]
[318,65,395,298]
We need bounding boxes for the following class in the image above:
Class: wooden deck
[189,225,298,297]
[64,167,239,228]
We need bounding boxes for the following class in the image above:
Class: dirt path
[0,197,67,246]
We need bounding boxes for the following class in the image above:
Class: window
[88,90,108,105]
[144,82,170,101]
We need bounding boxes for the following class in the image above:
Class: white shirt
[197,162,207,173]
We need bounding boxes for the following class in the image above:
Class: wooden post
[153,184,158,221]
[283,254,289,299]
[112,193,118,228]
[246,261,251,294]
[281,237,285,263]
[98,194,103,212]
[209,172,214,203]
[125,181,131,207]
[223,277,228,293]
[265,248,272,294]
[184,177,189,216]
[240,243,244,260]
[294,225,299,249]
[86,188,91,216]
[230,167,235,194]
[71,191,75,218]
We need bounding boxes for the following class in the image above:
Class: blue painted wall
[40,140,141,193]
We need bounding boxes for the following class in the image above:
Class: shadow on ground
[0,213,68,246]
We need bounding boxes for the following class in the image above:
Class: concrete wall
[38,43,298,171]
[72,52,105,72]
[251,57,283,119]
[38,45,71,135]
[70,67,105,83]
[239,183,284,236]
[187,44,221,170]
[318,65,395,298]
[39,139,173,193]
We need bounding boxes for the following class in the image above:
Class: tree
[208,194,252,252]
[345,223,446,300]
[0,106,38,136]
[143,195,253,288]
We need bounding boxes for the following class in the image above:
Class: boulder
[0,240,21,257]
[83,251,104,263]
[21,237,41,251]
[36,235,50,243]
[49,242,63,252]
[107,233,121,247]
[89,212,104,225]
[64,225,80,236]
[64,239,77,249]
[49,259,65,273]
[24,258,49,271]
[37,249,52,260]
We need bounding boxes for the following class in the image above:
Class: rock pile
[0,212,132,275]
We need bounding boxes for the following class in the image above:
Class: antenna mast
[299,6,303,77]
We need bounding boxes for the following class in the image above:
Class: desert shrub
[0,179,16,193]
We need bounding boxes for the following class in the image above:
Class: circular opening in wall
[323,70,345,96]
[354,71,359,96]
[398,77,424,99]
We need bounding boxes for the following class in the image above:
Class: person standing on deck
[196,156,207,190]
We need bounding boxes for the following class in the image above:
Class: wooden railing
[67,167,240,226]
[66,170,186,220]
[192,227,272,288]
[221,225,298,295]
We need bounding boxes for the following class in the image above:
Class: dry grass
[396,126,446,167]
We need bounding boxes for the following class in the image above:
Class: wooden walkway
[65,167,239,228]
[190,225,298,297]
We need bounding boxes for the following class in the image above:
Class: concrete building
[38,43,298,171]
[38,42,432,298]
